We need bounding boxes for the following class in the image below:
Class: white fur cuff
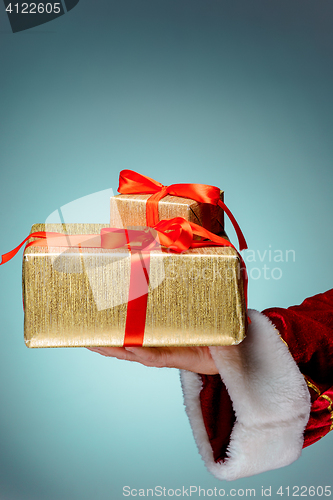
[180,310,311,481]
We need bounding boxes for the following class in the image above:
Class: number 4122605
[5,3,61,14]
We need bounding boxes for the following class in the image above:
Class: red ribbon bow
[118,170,248,251]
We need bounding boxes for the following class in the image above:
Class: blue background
[0,1,333,498]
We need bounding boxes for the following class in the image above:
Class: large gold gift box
[110,193,224,235]
[23,223,246,348]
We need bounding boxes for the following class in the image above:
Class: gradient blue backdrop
[1,1,333,499]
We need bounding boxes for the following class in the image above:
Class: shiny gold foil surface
[110,193,224,235]
[23,224,246,348]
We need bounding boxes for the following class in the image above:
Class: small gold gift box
[23,223,246,348]
[110,193,224,235]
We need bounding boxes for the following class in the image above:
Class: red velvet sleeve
[263,288,333,447]
[200,289,333,462]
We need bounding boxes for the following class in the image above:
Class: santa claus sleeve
[180,289,333,481]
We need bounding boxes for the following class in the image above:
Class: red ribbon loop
[118,169,247,251]
[0,232,69,265]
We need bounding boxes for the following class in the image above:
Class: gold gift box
[110,193,224,234]
[23,223,246,348]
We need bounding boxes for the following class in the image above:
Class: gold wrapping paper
[23,224,246,348]
[110,193,224,234]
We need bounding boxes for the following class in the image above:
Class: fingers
[86,346,138,362]
[124,346,170,367]
[86,345,219,374]
[86,346,170,368]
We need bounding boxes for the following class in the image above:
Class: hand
[86,346,219,375]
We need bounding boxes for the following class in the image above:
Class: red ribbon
[118,170,248,251]
[1,220,248,346]
[102,228,158,346]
